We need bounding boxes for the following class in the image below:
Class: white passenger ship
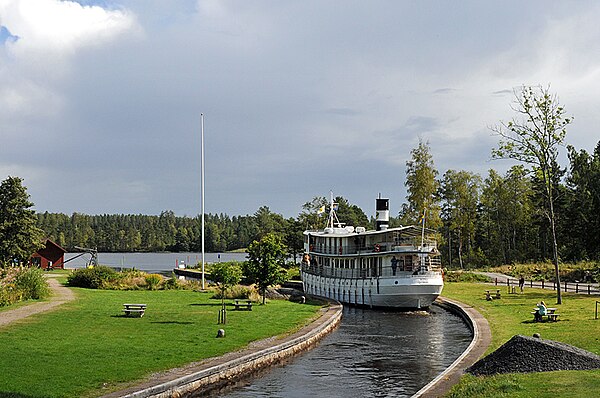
[301,196,443,309]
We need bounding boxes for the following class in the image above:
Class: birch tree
[491,85,572,304]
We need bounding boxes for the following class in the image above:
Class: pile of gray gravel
[467,334,600,376]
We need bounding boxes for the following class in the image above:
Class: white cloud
[0,0,140,122]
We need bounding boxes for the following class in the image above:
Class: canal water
[219,306,472,398]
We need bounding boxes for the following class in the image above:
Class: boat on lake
[300,195,443,309]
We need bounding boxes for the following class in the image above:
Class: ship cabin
[302,225,441,279]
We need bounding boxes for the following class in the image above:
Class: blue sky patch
[0,26,19,45]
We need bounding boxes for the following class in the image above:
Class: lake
[64,252,248,272]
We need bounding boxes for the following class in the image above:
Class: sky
[1,1,600,219]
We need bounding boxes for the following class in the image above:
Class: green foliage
[0,267,49,306]
[0,176,44,266]
[210,284,255,300]
[210,261,243,306]
[245,233,287,304]
[402,139,442,228]
[14,267,49,300]
[144,274,163,290]
[162,273,182,290]
[66,266,118,289]
[444,271,491,283]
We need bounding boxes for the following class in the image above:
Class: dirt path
[0,274,76,328]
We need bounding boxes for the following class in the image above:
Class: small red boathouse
[31,239,66,270]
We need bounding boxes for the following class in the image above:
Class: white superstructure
[301,196,443,309]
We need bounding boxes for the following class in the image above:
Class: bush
[144,274,163,290]
[14,267,49,300]
[211,284,255,300]
[0,267,49,306]
[445,271,492,283]
[162,273,181,290]
[66,266,117,289]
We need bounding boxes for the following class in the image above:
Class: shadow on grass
[150,321,195,325]
[190,303,223,307]
[0,392,43,398]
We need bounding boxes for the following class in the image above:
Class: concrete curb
[412,296,491,398]
[103,302,343,397]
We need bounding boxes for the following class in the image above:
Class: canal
[219,305,472,398]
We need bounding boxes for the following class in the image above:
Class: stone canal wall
[105,301,343,398]
[412,296,491,398]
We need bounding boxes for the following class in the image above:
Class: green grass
[442,282,600,397]
[0,288,322,398]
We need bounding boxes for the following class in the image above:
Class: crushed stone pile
[467,334,600,376]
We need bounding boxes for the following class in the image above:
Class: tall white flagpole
[201,113,205,290]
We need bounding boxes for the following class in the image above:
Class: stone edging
[109,302,343,397]
[412,296,491,398]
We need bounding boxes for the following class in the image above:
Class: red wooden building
[31,239,66,270]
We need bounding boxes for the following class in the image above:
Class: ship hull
[301,270,443,309]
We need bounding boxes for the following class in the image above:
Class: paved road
[0,274,75,328]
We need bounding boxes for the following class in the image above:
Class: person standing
[519,276,525,293]
[391,256,398,276]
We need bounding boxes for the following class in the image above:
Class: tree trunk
[549,199,562,304]
[546,172,562,304]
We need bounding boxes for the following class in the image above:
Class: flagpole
[201,113,205,290]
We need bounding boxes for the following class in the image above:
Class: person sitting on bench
[535,301,547,321]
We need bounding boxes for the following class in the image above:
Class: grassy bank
[0,288,322,398]
[442,282,600,397]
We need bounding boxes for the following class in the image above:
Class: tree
[210,261,242,324]
[402,139,442,229]
[491,85,572,304]
[440,170,481,268]
[245,233,287,304]
[0,176,44,266]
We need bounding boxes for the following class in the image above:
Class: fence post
[495,278,498,286]
[564,282,568,293]
[589,285,591,295]
[576,283,579,293]
[542,280,545,289]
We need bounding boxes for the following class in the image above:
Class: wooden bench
[485,289,502,300]
[123,303,147,317]
[233,300,253,311]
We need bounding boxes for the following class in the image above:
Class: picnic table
[233,300,253,311]
[531,307,559,321]
[123,303,147,317]
[485,289,502,300]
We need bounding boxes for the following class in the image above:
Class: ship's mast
[326,191,342,229]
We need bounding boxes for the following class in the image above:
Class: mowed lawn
[0,288,322,398]
[442,282,600,398]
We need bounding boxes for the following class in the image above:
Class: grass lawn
[442,282,600,397]
[0,288,323,398]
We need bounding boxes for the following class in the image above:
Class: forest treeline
[36,138,600,268]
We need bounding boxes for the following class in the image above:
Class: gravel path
[0,274,75,328]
